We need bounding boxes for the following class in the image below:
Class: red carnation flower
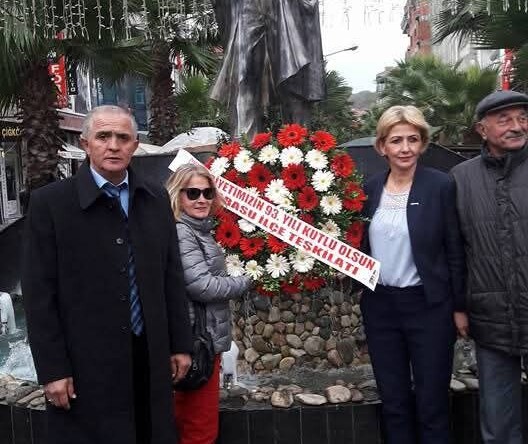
[297,186,319,211]
[345,221,364,248]
[299,213,315,225]
[346,183,366,200]
[251,132,272,149]
[304,276,326,291]
[310,130,336,152]
[281,275,302,295]
[277,123,308,147]
[240,237,265,258]
[255,285,277,297]
[343,197,364,213]
[218,141,241,159]
[331,153,355,178]
[215,208,237,224]
[216,221,241,248]
[247,163,274,192]
[281,164,307,190]
[267,234,288,253]
[224,168,246,187]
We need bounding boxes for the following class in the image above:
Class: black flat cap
[476,90,528,120]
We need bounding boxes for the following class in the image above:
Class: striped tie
[103,183,145,336]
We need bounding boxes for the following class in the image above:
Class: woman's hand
[171,353,192,382]
[454,311,469,339]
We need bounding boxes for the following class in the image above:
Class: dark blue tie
[103,183,145,336]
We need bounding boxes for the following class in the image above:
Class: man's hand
[454,311,469,339]
[171,353,191,382]
[44,377,76,410]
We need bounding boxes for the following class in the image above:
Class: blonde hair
[375,105,430,153]
[166,163,224,219]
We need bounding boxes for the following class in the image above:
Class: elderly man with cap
[451,90,528,444]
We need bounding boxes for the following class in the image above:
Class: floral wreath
[205,123,366,296]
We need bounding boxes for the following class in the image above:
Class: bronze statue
[211,0,326,138]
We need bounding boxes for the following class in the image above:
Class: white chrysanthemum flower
[265,179,289,204]
[246,187,261,197]
[289,250,315,273]
[319,220,341,238]
[258,145,280,164]
[233,149,255,173]
[225,254,245,277]
[305,149,328,170]
[245,260,265,280]
[238,219,257,233]
[210,157,230,177]
[277,196,297,212]
[280,146,304,167]
[265,254,291,278]
[311,170,335,192]
[320,194,343,215]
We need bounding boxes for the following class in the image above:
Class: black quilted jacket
[452,145,528,356]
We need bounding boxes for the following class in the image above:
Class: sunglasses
[181,187,216,200]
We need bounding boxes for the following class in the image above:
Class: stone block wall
[231,286,370,373]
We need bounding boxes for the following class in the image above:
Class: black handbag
[173,302,215,391]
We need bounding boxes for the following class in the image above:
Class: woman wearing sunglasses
[166,163,252,444]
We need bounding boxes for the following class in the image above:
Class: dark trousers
[360,285,455,444]
[476,345,523,444]
[132,333,151,444]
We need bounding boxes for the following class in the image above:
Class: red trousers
[174,354,221,444]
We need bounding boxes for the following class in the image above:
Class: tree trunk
[19,61,64,192]
[148,42,178,145]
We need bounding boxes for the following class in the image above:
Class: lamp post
[324,45,359,58]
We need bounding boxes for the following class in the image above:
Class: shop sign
[0,123,23,141]
[67,62,78,95]
[48,54,69,108]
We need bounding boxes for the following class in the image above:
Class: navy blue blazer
[362,166,466,311]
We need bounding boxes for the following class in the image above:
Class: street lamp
[324,45,359,58]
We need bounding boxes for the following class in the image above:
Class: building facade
[402,0,499,70]
[401,0,432,58]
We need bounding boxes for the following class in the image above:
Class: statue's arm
[300,0,318,8]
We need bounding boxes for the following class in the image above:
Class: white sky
[320,0,409,92]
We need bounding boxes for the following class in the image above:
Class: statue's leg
[235,0,270,139]
[279,88,314,126]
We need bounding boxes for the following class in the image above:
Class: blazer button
[120,266,127,274]
[116,238,124,245]
[121,326,128,332]
[120,295,128,302]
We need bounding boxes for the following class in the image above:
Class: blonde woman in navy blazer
[360,105,466,444]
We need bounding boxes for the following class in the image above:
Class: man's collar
[77,162,155,210]
[89,166,129,189]
[481,142,528,174]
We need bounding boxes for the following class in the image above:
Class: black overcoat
[21,162,192,444]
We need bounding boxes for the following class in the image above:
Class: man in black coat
[22,105,192,444]
[452,90,528,444]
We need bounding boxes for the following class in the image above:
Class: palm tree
[434,0,528,91]
[147,3,219,145]
[172,74,227,134]
[310,70,362,144]
[147,38,218,145]
[380,55,498,144]
[0,2,153,192]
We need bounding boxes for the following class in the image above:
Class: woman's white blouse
[368,188,422,288]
